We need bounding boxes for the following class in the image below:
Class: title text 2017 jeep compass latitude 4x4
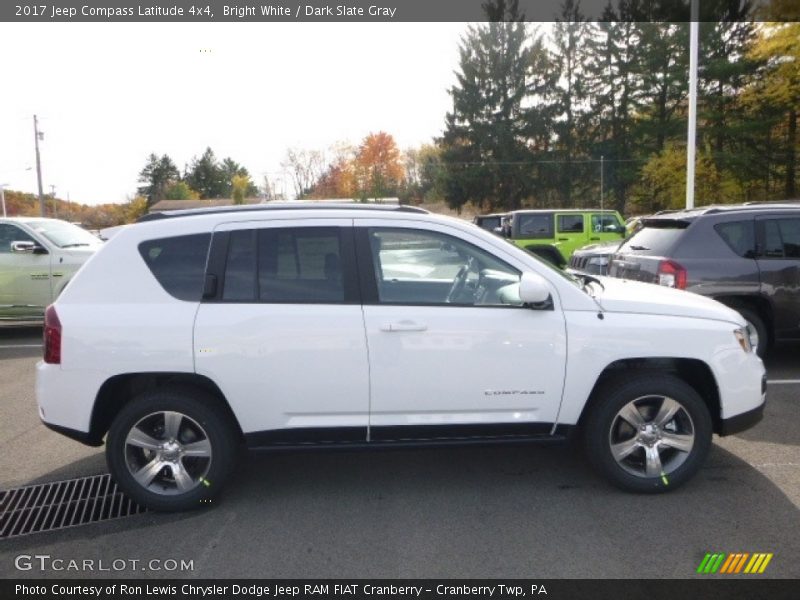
[37,204,766,511]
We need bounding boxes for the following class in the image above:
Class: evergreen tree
[137,153,179,206]
[440,0,534,211]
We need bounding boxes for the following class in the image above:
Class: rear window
[138,234,211,301]
[617,224,687,256]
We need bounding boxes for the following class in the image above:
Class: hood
[595,277,744,326]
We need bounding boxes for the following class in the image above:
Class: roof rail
[137,202,429,223]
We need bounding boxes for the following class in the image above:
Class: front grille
[0,474,146,539]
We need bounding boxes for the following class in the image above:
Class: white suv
[36,204,766,511]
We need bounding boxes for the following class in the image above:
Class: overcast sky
[0,23,468,205]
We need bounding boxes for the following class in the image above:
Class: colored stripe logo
[697,552,773,574]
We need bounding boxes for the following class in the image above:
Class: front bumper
[719,374,767,436]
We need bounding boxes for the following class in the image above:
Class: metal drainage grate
[0,473,147,539]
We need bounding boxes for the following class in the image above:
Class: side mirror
[11,241,38,254]
[519,272,551,305]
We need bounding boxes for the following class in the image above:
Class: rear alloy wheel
[107,388,238,511]
[584,374,712,493]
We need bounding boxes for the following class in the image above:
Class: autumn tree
[353,132,404,200]
[745,22,800,198]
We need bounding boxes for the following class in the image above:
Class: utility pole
[600,155,604,212]
[34,115,45,216]
[0,183,8,218]
[686,0,699,209]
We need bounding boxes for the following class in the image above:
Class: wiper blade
[61,243,91,248]
[576,272,605,292]
[629,245,650,251]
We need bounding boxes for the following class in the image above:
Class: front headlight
[734,328,752,353]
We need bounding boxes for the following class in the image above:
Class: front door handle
[589,237,600,241]
[380,320,428,332]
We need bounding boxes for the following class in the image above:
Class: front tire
[583,374,712,493]
[106,387,238,512]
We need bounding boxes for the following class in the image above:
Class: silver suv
[0,217,102,322]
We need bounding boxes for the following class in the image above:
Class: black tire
[583,373,712,493]
[106,386,239,512]
[735,306,769,358]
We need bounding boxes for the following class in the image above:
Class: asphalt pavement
[0,326,798,578]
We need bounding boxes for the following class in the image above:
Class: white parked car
[0,217,102,322]
[36,204,766,511]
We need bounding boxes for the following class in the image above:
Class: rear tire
[106,387,238,512]
[583,373,712,493]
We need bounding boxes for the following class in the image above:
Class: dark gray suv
[608,203,800,357]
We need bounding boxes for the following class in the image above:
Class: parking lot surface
[1,326,798,578]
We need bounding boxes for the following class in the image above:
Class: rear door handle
[380,320,428,332]
[557,237,568,241]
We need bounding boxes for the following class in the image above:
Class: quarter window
[714,221,755,258]
[368,228,521,307]
[139,234,211,301]
[516,214,553,239]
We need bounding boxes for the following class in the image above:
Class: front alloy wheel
[584,374,712,493]
[609,396,695,480]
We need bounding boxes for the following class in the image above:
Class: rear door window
[139,234,211,301]
[759,218,800,259]
[220,227,346,303]
[557,214,584,233]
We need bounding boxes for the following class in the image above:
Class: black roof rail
[137,202,429,223]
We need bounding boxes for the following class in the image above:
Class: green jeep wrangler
[500,209,625,266]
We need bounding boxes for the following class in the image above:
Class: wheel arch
[90,372,243,445]
[578,357,723,434]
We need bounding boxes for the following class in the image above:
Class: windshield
[26,220,103,249]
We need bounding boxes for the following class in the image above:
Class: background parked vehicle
[473,213,507,232]
[568,240,622,275]
[499,209,626,267]
[0,217,102,322]
[608,203,800,357]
